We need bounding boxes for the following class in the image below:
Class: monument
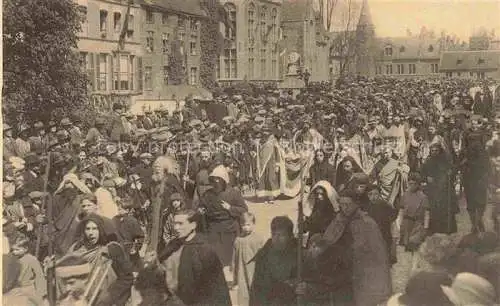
[279,51,306,94]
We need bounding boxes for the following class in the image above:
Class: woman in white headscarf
[304,180,340,246]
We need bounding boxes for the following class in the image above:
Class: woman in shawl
[322,196,392,306]
[421,143,458,234]
[308,149,336,187]
[304,181,340,246]
[335,156,364,193]
[58,213,134,306]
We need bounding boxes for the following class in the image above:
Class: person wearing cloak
[232,212,266,306]
[461,116,490,233]
[322,196,392,306]
[304,180,340,246]
[249,216,298,306]
[199,165,248,270]
[51,213,134,306]
[421,143,458,234]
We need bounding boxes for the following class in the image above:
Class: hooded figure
[304,181,340,246]
[199,165,248,267]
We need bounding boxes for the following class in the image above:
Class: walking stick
[35,152,51,259]
[296,153,310,306]
[44,153,57,306]
[183,148,190,190]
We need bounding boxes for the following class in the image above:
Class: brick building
[216,0,282,86]
[136,0,210,111]
[75,0,144,108]
[374,37,442,78]
[439,50,500,80]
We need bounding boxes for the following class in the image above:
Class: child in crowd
[232,212,265,306]
[112,199,145,271]
[162,193,186,246]
[10,235,47,302]
[398,173,430,270]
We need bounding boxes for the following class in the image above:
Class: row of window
[217,47,278,79]
[80,53,139,92]
[383,44,435,56]
[145,31,198,55]
[80,53,199,91]
[78,6,135,38]
[145,10,199,32]
[246,3,279,43]
[375,63,439,75]
[445,71,486,79]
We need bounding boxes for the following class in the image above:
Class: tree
[168,40,186,85]
[199,0,232,90]
[3,0,90,125]
[329,0,359,78]
[317,0,339,31]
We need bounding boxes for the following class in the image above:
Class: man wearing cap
[85,117,107,146]
[3,123,16,159]
[110,103,132,142]
[14,124,32,158]
[28,121,48,154]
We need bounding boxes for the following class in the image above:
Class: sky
[368,0,500,40]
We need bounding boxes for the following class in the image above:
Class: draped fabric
[256,135,314,198]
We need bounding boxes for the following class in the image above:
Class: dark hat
[399,271,453,305]
[113,103,124,111]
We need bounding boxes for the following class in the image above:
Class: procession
[3,0,500,305]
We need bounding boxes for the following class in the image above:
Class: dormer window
[478,58,485,64]
[428,45,434,52]
[384,46,393,56]
[399,46,405,53]
[457,59,463,65]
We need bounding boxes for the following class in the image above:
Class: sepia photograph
[2,0,500,305]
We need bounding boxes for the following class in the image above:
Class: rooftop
[139,0,206,17]
[439,50,500,71]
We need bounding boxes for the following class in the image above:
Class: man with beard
[187,150,214,208]
[370,147,407,208]
[308,149,336,187]
[149,155,185,254]
[199,165,248,276]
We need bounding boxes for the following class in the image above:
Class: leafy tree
[168,40,186,85]
[199,0,231,90]
[3,0,91,126]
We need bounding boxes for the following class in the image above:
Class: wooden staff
[44,153,57,306]
[183,148,190,190]
[296,153,310,306]
[35,152,51,259]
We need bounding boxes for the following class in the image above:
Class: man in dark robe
[250,216,298,306]
[421,143,458,234]
[461,116,490,233]
[158,209,231,306]
[308,149,336,187]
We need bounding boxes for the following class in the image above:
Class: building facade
[439,50,500,80]
[75,0,144,108]
[280,0,330,83]
[216,0,282,85]
[374,37,442,78]
[137,0,208,108]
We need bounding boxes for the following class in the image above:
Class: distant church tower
[355,0,376,76]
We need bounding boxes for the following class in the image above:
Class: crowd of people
[2,76,500,306]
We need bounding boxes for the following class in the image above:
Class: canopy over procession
[3,76,500,306]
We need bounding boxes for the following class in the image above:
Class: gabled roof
[439,50,500,71]
[139,0,206,17]
[377,37,441,60]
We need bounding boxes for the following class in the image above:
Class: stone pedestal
[278,74,305,98]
